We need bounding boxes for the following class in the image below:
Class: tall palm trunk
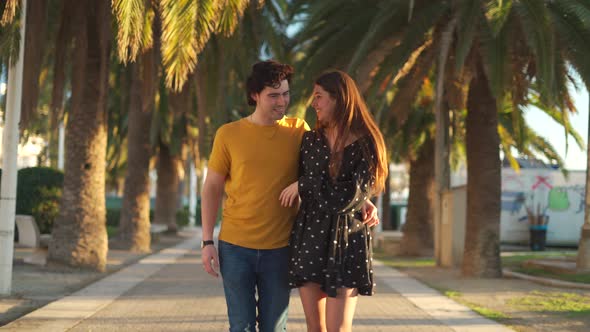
[400,136,435,256]
[118,47,157,251]
[48,0,74,168]
[577,90,590,270]
[48,0,111,271]
[195,65,207,161]
[462,56,502,277]
[381,171,392,230]
[20,0,47,129]
[154,143,181,232]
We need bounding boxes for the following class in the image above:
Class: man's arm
[201,169,226,278]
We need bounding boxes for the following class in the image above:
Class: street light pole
[0,0,27,295]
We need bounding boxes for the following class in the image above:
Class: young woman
[279,70,387,332]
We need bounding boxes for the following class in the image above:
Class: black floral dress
[288,130,375,297]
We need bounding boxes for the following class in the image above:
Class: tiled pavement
[3,232,512,332]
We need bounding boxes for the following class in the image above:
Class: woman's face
[311,84,336,126]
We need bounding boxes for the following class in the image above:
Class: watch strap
[201,240,215,248]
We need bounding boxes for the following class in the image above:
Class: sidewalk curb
[503,268,590,290]
[374,260,513,332]
[2,236,199,332]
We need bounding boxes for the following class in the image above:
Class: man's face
[251,80,290,122]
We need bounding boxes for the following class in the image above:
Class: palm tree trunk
[195,64,207,161]
[118,48,156,251]
[462,55,502,278]
[381,171,392,230]
[400,136,435,256]
[19,0,47,129]
[48,0,74,168]
[576,88,590,270]
[154,143,180,232]
[48,0,110,272]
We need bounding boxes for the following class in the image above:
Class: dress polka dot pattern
[288,130,375,297]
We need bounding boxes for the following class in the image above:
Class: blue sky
[524,87,589,170]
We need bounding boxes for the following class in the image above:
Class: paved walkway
[2,232,512,331]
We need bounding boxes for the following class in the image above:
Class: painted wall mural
[500,169,586,246]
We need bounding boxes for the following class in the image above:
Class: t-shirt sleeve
[208,126,230,176]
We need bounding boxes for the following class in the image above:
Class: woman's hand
[279,181,299,207]
[361,200,380,227]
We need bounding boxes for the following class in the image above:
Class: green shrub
[106,208,121,227]
[30,187,62,233]
[108,206,191,228]
[12,167,64,234]
[176,206,190,227]
[0,167,200,233]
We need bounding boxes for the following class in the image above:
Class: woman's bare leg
[298,282,327,332]
[325,287,358,332]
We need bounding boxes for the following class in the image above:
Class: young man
[201,60,378,331]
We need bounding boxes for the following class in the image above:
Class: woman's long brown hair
[314,70,388,193]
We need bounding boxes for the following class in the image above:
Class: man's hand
[279,181,299,207]
[201,245,220,278]
[361,200,380,227]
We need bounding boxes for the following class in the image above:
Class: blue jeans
[219,240,290,332]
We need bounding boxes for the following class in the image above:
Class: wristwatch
[201,240,215,248]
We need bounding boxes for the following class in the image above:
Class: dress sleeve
[299,147,375,215]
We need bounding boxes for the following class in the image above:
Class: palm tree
[19,0,48,130]
[292,0,590,277]
[112,0,252,242]
[153,81,190,233]
[111,0,160,251]
[116,52,158,250]
[357,0,590,277]
[0,0,61,159]
[47,0,112,271]
[48,0,74,168]
[391,100,437,256]
[579,95,590,270]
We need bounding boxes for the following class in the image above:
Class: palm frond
[159,0,203,91]
[548,0,590,89]
[454,0,483,71]
[485,0,513,36]
[498,125,520,172]
[528,133,567,173]
[529,94,585,150]
[552,0,590,28]
[0,11,19,66]
[113,0,146,63]
[366,1,448,104]
[216,0,249,37]
[141,3,155,52]
[384,39,436,125]
[480,9,511,101]
[1,0,18,26]
[196,0,221,44]
[515,0,557,105]
[347,1,403,74]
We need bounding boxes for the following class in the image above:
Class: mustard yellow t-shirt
[208,116,310,249]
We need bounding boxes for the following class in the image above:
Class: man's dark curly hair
[246,60,294,106]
